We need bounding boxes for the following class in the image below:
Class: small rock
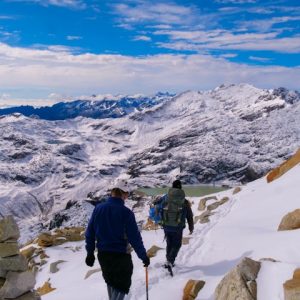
[20,246,36,260]
[278,209,300,231]
[37,233,54,247]
[50,260,66,273]
[36,281,56,296]
[143,219,160,231]
[198,196,218,211]
[232,187,242,195]
[147,245,163,258]
[283,268,300,300]
[183,279,205,300]
[207,202,221,211]
[84,268,101,280]
[182,237,192,245]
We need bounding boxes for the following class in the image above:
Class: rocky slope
[0,84,299,241]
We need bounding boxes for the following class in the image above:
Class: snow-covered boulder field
[21,150,300,300]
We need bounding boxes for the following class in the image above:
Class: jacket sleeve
[125,210,148,261]
[85,208,96,254]
[185,200,194,232]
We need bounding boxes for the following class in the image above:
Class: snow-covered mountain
[0,93,173,120]
[27,149,300,300]
[0,84,300,241]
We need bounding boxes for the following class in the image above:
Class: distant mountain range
[0,93,174,120]
[0,84,299,241]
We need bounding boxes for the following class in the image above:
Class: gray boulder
[0,242,20,258]
[0,216,20,242]
[215,257,261,300]
[0,255,28,272]
[0,271,36,298]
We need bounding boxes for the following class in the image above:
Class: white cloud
[133,35,152,41]
[0,16,15,20]
[67,35,82,41]
[113,2,197,26]
[216,0,257,3]
[9,0,86,9]
[249,56,271,62]
[154,29,300,53]
[0,42,299,103]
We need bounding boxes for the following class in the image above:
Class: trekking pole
[145,267,149,300]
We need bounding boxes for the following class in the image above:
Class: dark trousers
[164,229,183,264]
[107,285,126,300]
[98,251,133,295]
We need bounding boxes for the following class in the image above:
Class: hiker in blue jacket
[85,182,150,300]
[159,180,194,269]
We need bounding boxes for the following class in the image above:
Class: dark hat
[172,179,182,189]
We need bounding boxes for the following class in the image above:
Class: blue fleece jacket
[85,197,148,261]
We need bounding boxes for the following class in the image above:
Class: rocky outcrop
[215,257,261,300]
[267,149,300,183]
[0,216,40,300]
[283,268,300,299]
[36,227,85,247]
[278,209,300,231]
[183,279,205,300]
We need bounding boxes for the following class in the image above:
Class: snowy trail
[128,191,236,300]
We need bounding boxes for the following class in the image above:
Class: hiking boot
[163,261,174,268]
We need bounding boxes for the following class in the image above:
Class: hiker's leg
[165,231,173,262]
[168,230,183,264]
[110,287,126,300]
[107,285,113,299]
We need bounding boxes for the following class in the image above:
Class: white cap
[114,179,130,193]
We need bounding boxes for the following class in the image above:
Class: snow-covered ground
[33,162,300,300]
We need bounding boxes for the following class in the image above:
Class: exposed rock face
[283,268,300,300]
[37,227,85,247]
[215,257,261,300]
[183,279,205,300]
[0,216,41,300]
[278,209,300,231]
[267,148,300,183]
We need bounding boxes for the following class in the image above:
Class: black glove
[143,256,150,267]
[85,253,95,267]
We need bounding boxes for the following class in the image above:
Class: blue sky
[0,0,299,105]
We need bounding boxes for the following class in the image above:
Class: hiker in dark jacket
[85,183,150,300]
[160,179,194,268]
